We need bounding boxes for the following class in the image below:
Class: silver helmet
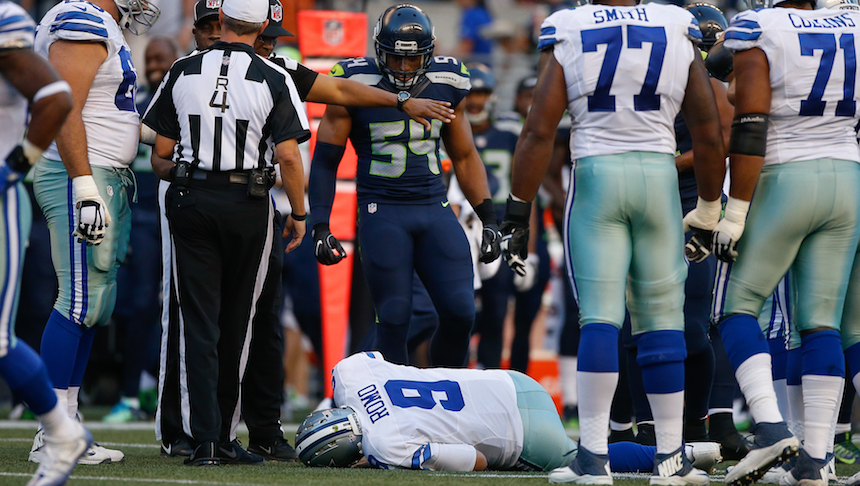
[295,407,363,467]
[114,0,161,35]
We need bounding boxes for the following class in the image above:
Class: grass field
[2,420,860,486]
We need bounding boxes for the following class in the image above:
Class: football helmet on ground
[295,407,363,467]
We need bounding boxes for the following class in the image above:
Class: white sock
[610,420,633,431]
[787,384,804,442]
[38,402,76,439]
[578,371,618,455]
[53,388,69,421]
[560,356,578,407]
[802,374,843,460]
[827,377,844,455]
[835,423,851,435]
[736,353,784,424]
[68,386,80,419]
[773,378,789,419]
[648,391,684,454]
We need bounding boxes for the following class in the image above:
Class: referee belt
[190,170,251,185]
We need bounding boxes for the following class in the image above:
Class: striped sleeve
[537,14,561,51]
[685,11,703,44]
[49,6,109,41]
[0,2,35,50]
[723,10,762,52]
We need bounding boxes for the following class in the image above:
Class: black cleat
[161,437,194,458]
[248,436,298,462]
[184,440,220,466]
[217,439,264,465]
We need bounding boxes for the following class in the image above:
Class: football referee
[143,0,310,466]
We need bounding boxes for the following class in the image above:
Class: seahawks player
[30,0,160,465]
[710,2,860,485]
[309,4,501,367]
[501,0,727,484]
[295,352,722,474]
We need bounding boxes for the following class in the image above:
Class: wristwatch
[396,91,410,112]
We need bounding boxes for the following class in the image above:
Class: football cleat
[26,422,92,486]
[80,443,125,464]
[651,446,709,486]
[834,432,860,464]
[548,446,612,485]
[685,442,722,474]
[759,460,793,484]
[777,449,828,486]
[725,422,799,486]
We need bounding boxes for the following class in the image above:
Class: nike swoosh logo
[442,201,450,207]
[222,448,238,459]
[72,4,87,10]
[163,444,172,455]
[260,446,273,455]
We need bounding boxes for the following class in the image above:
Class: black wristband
[504,196,531,226]
[291,212,307,222]
[728,113,768,157]
[473,199,497,226]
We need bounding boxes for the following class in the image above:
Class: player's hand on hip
[283,214,307,254]
[480,223,502,263]
[711,197,750,263]
[72,175,111,246]
[403,98,455,128]
[500,196,531,277]
[683,196,722,263]
[312,222,346,264]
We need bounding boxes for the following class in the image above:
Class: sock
[38,402,77,439]
[786,347,804,440]
[719,314,769,371]
[773,379,789,419]
[578,323,620,455]
[559,356,578,407]
[608,442,657,473]
[828,377,844,455]
[800,330,845,460]
[835,423,851,435]
[68,386,80,419]
[735,353,783,424]
[610,420,633,431]
[41,310,84,390]
[637,330,686,454]
[0,342,58,415]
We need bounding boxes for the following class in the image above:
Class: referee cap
[194,0,220,26]
[222,0,268,23]
[262,0,293,37]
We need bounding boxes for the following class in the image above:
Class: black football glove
[312,223,346,265]
[684,227,713,263]
[480,223,502,263]
[500,196,531,277]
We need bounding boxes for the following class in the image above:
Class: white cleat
[760,463,792,484]
[724,423,799,486]
[26,422,92,486]
[651,446,710,486]
[847,471,860,486]
[685,442,722,474]
[549,446,613,485]
[79,443,125,464]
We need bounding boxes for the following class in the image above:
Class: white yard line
[0,437,159,448]
[0,472,248,485]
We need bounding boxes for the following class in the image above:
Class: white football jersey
[0,2,35,160]
[724,9,860,166]
[331,352,524,471]
[35,0,140,168]
[538,4,702,159]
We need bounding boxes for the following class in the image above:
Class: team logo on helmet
[271,2,283,22]
[206,0,220,8]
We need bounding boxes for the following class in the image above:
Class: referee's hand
[283,214,306,254]
[403,98,455,128]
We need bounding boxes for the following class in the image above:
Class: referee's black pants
[166,179,273,444]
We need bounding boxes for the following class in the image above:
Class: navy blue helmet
[467,63,495,92]
[684,3,727,52]
[374,4,436,90]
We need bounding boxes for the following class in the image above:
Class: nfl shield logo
[368,203,377,214]
[271,2,283,22]
[323,19,344,46]
[206,0,220,8]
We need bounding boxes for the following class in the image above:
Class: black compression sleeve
[308,141,346,226]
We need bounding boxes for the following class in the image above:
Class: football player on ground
[308,4,501,367]
[500,0,727,484]
[702,1,860,485]
[30,0,160,466]
[295,352,722,474]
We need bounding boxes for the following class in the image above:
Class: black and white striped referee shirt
[143,41,310,172]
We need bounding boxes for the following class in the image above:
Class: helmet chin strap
[467,109,490,125]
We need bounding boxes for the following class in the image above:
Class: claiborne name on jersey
[594,7,649,23]
[357,384,390,424]
[788,12,855,28]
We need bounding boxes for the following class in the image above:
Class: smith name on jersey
[724,8,860,166]
[0,1,35,160]
[537,4,702,160]
[35,0,140,168]
[329,56,470,205]
[331,352,523,471]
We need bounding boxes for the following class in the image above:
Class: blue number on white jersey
[799,32,856,117]
[582,25,667,112]
[383,379,465,411]
[115,45,136,112]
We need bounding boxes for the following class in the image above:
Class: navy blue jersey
[473,121,520,217]
[674,113,698,211]
[330,56,471,204]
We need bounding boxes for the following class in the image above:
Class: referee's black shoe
[218,440,265,465]
[161,437,194,457]
[184,440,220,466]
[248,436,298,462]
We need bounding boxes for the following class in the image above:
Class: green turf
[2,425,860,485]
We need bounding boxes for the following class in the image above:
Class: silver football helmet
[821,0,860,9]
[295,407,363,467]
[114,0,161,35]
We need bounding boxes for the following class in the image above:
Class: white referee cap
[221,0,268,23]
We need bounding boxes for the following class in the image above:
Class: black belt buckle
[248,168,269,198]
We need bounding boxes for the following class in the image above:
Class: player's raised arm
[307,104,352,265]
